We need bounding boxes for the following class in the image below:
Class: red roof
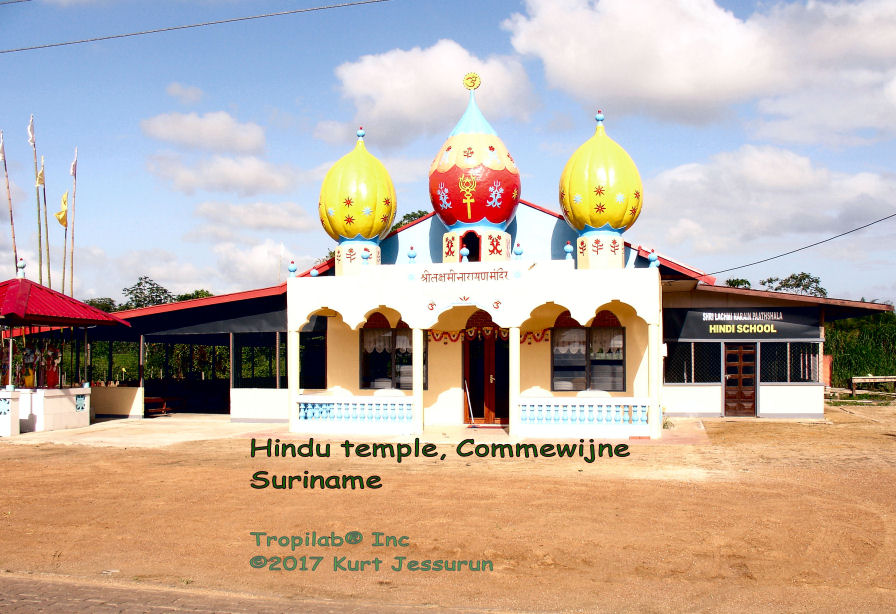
[113,283,286,319]
[0,278,130,327]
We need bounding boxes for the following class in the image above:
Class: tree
[121,276,175,309]
[759,272,827,297]
[175,289,214,302]
[316,248,335,265]
[725,278,752,289]
[84,297,117,312]
[390,210,429,233]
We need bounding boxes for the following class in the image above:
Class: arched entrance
[463,310,509,425]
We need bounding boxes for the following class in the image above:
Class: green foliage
[390,210,429,233]
[825,311,896,388]
[759,272,827,297]
[725,278,752,289]
[84,297,117,312]
[175,289,214,302]
[121,276,174,309]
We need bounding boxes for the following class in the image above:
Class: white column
[508,326,521,436]
[412,328,424,435]
[287,328,301,432]
[648,322,662,439]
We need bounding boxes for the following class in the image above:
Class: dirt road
[1,406,894,612]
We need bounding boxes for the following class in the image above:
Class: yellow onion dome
[559,111,642,235]
[318,128,397,242]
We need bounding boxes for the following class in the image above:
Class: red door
[724,343,756,416]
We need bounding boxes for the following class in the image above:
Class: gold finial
[463,72,481,90]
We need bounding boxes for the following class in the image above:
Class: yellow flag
[36,167,45,187]
[55,192,68,227]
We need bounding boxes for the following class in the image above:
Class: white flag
[70,147,78,177]
[0,131,5,164]
[27,115,35,147]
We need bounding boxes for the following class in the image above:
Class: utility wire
[0,0,32,5]
[0,0,390,54]
[710,211,896,275]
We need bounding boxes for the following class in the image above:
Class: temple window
[359,313,426,390]
[300,316,327,389]
[461,231,481,262]
[551,310,625,391]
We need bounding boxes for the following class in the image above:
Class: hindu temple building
[4,74,890,439]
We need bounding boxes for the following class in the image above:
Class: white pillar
[287,328,301,432]
[648,322,662,439]
[508,326,521,437]
[412,328,424,435]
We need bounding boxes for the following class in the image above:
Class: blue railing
[296,397,413,422]
[518,398,650,425]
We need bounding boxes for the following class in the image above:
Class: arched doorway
[463,310,509,425]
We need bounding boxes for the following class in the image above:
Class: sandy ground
[1,406,895,613]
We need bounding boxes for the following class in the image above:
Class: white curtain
[553,329,586,355]
[363,329,392,353]
[395,330,412,352]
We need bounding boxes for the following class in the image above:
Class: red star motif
[381,213,389,224]
[559,188,565,200]
[634,190,641,200]
[445,146,452,152]
[594,186,605,196]
[507,153,514,163]
[383,197,391,207]
[488,145,495,151]
[344,215,354,225]
[595,203,606,214]
[344,197,353,207]
[629,207,637,216]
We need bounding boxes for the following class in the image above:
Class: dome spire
[318,127,396,275]
[559,109,643,270]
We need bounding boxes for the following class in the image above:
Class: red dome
[428,89,520,230]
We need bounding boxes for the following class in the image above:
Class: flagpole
[60,210,68,294]
[69,148,77,297]
[0,131,18,272]
[28,116,43,285]
[39,157,51,289]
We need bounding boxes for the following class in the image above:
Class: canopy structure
[0,277,130,328]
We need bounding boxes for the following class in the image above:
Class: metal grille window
[760,342,820,383]
[664,342,721,383]
[789,342,819,383]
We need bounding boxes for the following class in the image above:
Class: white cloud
[141,111,265,154]
[166,82,204,105]
[213,239,299,290]
[505,0,896,141]
[194,201,315,231]
[147,153,296,196]
[319,39,538,148]
[505,0,781,121]
[636,144,896,254]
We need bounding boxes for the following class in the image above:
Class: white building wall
[758,384,824,418]
[231,388,289,422]
[662,385,723,416]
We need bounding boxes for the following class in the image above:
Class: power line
[710,211,896,275]
[0,0,391,54]
[0,0,33,5]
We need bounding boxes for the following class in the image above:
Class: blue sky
[1,0,894,304]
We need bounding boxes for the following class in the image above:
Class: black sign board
[664,307,820,340]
